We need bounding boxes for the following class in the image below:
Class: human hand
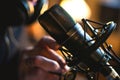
[19,36,69,80]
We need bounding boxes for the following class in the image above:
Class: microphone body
[38,4,120,80]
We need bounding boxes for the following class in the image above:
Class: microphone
[38,4,120,80]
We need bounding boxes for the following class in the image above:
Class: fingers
[24,53,69,73]
[33,56,62,72]
[25,55,70,80]
[19,55,62,80]
[35,36,66,68]
[35,36,60,50]
[48,49,66,70]
[31,47,66,71]
[24,55,62,72]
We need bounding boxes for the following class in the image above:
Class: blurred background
[9,0,119,80]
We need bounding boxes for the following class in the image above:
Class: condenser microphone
[38,4,120,80]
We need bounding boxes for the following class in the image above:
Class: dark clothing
[0,26,32,80]
[0,53,19,80]
[0,27,19,80]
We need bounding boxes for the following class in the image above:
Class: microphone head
[38,4,76,44]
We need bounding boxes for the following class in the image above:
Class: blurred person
[0,0,68,80]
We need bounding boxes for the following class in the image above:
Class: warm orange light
[60,0,91,22]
